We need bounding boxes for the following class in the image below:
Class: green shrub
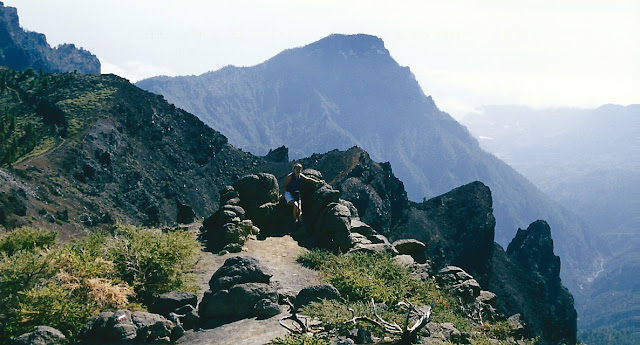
[297,250,476,339]
[0,247,58,338]
[0,224,201,342]
[305,251,432,306]
[107,224,201,304]
[0,226,57,256]
[296,248,334,269]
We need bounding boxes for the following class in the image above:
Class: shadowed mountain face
[136,34,602,299]
[0,3,100,74]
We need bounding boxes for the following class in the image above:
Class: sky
[4,0,639,120]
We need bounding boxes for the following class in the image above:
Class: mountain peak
[304,33,387,54]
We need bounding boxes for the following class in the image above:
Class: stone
[392,239,427,263]
[131,311,173,341]
[254,298,282,318]
[223,242,243,253]
[173,304,200,330]
[150,291,198,316]
[347,328,372,344]
[209,256,273,292]
[436,266,480,303]
[425,322,462,342]
[199,282,278,319]
[12,326,67,345]
[295,284,342,310]
[508,314,525,337]
[393,254,415,266]
[349,242,398,255]
[350,219,375,236]
[233,173,279,207]
[477,290,497,305]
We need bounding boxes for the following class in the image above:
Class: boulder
[295,284,342,310]
[131,311,173,341]
[477,290,497,306]
[12,326,67,345]
[172,304,200,330]
[349,232,397,255]
[208,256,273,292]
[508,314,525,338]
[392,239,427,263]
[150,291,198,316]
[233,173,279,208]
[436,266,481,303]
[424,322,462,343]
[254,298,282,318]
[79,310,177,343]
[313,202,352,252]
[393,254,415,266]
[199,282,278,319]
[350,219,375,236]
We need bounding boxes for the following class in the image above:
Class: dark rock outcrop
[150,291,198,316]
[294,284,342,310]
[436,266,481,303]
[199,256,279,319]
[503,220,577,345]
[11,326,67,345]
[0,3,100,73]
[79,310,176,343]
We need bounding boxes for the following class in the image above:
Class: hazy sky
[5,0,639,119]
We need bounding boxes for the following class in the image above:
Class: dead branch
[347,299,432,345]
[278,297,309,333]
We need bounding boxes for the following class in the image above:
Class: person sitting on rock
[281,163,321,225]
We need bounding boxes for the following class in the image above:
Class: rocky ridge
[0,3,100,74]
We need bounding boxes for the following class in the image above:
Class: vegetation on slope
[0,225,201,342]
[289,249,537,345]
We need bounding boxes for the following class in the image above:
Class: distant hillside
[0,68,258,238]
[0,2,99,74]
[460,104,640,341]
[136,34,602,301]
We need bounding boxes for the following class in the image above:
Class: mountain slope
[0,68,261,239]
[0,3,99,74]
[460,104,640,339]
[136,34,602,296]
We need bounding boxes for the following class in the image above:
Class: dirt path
[178,234,322,345]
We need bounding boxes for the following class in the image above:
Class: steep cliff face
[0,3,100,73]
[490,221,577,345]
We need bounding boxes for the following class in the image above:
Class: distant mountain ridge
[136,34,603,298]
[0,2,100,74]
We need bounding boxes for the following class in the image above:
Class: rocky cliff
[0,2,99,74]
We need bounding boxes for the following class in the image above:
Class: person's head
[293,163,302,175]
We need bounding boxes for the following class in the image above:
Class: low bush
[297,250,469,337]
[0,226,57,255]
[0,224,201,342]
[107,224,201,304]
